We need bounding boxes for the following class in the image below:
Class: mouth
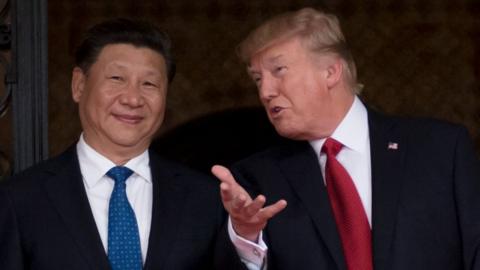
[269,106,284,118]
[113,113,144,124]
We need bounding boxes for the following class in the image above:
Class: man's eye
[110,76,123,81]
[274,66,286,74]
[253,77,262,85]
[143,81,157,87]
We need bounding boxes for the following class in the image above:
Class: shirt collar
[76,134,152,189]
[309,96,369,155]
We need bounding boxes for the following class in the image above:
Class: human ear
[325,58,343,89]
[71,67,86,103]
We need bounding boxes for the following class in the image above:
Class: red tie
[322,138,373,270]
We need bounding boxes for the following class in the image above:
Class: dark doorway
[153,106,285,174]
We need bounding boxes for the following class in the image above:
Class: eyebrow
[267,54,284,64]
[248,54,285,74]
[106,61,162,77]
[105,61,128,71]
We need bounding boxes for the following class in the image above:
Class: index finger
[211,165,237,186]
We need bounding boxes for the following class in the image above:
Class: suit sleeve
[452,127,480,269]
[214,221,250,270]
[213,197,249,270]
[0,186,25,270]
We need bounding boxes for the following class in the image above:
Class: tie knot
[321,138,343,157]
[106,166,134,183]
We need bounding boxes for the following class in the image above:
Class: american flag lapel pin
[388,142,398,150]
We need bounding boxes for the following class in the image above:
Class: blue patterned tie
[106,166,143,270]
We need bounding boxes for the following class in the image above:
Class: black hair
[74,18,176,82]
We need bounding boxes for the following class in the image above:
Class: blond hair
[237,7,362,93]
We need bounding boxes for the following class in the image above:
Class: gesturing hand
[211,165,287,242]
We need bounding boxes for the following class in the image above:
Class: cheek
[84,84,115,107]
[79,91,100,116]
[147,93,166,116]
[291,88,324,119]
[92,96,116,118]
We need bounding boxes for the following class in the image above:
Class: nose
[119,83,145,108]
[258,75,279,102]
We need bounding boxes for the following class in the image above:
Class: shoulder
[148,149,217,189]
[0,146,80,212]
[148,150,222,219]
[2,146,78,191]
[369,110,477,164]
[231,140,313,172]
[400,116,465,134]
[369,109,470,142]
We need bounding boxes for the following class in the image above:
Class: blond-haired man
[213,8,480,270]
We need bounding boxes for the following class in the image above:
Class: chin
[274,125,303,141]
[109,133,147,147]
[274,121,317,140]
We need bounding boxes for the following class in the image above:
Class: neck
[315,89,355,140]
[83,136,148,165]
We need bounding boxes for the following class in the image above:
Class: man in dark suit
[212,7,480,270]
[0,18,252,270]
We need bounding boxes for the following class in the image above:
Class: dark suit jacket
[231,110,480,270]
[0,146,245,270]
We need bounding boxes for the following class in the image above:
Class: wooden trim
[10,0,48,173]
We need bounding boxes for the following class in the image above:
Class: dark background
[6,0,478,173]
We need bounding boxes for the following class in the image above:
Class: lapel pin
[388,142,398,150]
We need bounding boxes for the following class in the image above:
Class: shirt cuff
[228,217,267,268]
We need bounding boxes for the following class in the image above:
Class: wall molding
[10,0,48,173]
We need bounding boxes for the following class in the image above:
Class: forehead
[97,44,165,63]
[93,43,167,73]
[248,37,308,67]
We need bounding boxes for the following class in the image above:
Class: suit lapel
[368,110,406,270]
[144,152,188,270]
[278,142,346,270]
[43,146,110,270]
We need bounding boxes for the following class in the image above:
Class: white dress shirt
[228,96,371,270]
[228,218,267,269]
[227,96,372,270]
[309,96,372,226]
[77,135,152,263]
[77,134,264,268]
